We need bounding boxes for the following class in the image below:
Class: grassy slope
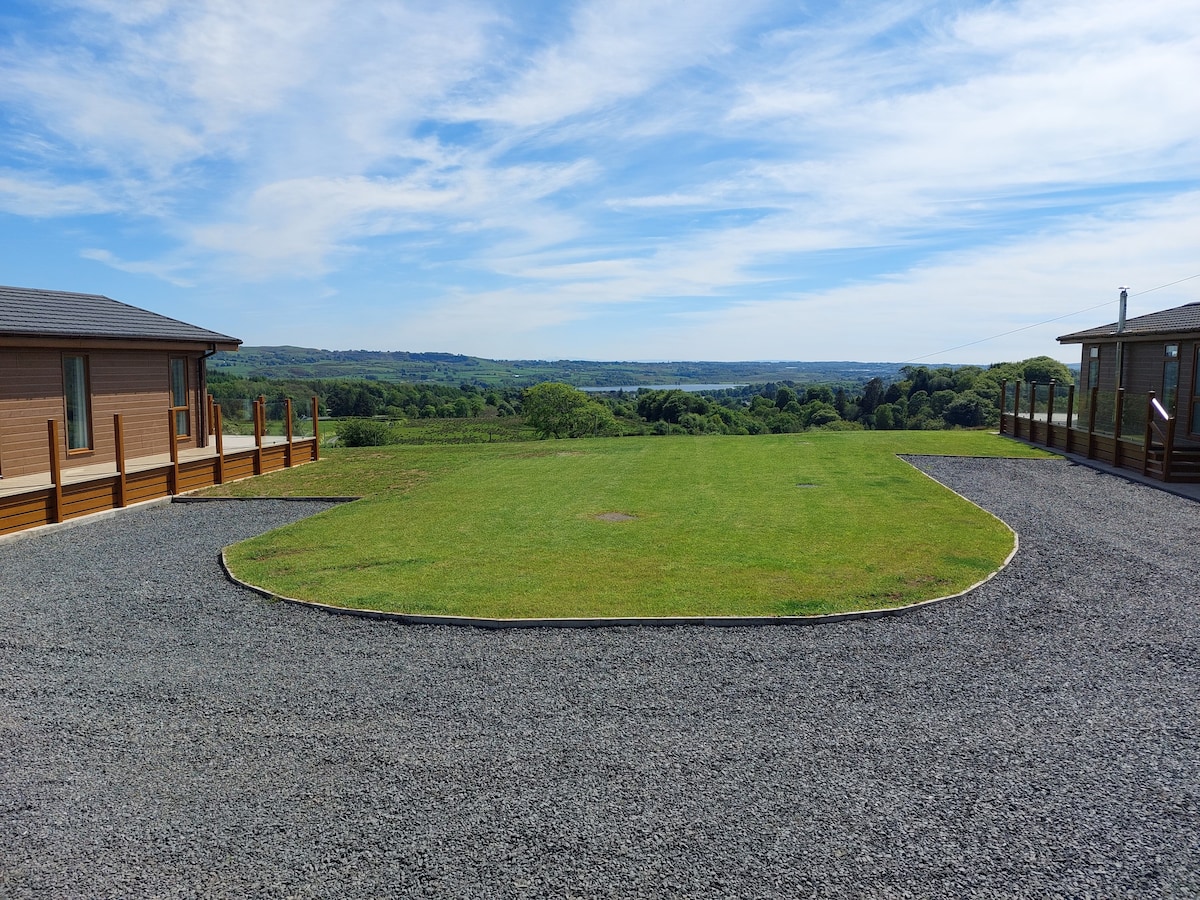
[216,431,1054,618]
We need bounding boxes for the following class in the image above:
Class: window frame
[1162,344,1180,414]
[169,356,191,439]
[1087,346,1100,390]
[62,353,94,453]
[1191,345,1200,437]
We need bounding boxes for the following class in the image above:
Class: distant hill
[209,346,908,389]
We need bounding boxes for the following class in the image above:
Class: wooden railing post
[998,380,1007,434]
[1046,380,1057,447]
[311,396,321,462]
[253,398,263,475]
[113,414,127,508]
[1113,388,1125,468]
[1142,391,1156,476]
[207,394,215,436]
[167,409,179,495]
[47,419,64,524]
[1164,414,1176,481]
[284,398,294,468]
[1087,386,1098,459]
[1028,381,1037,441]
[214,404,225,485]
[1013,381,1023,438]
[1064,385,1075,453]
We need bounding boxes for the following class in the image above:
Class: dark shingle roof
[0,285,240,347]
[1058,302,1200,343]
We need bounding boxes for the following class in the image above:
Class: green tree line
[209,356,1073,443]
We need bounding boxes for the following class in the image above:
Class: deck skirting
[0,438,318,537]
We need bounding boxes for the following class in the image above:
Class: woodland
[207,356,1074,444]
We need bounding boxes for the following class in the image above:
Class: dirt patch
[594,512,637,522]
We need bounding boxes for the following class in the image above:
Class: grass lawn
[214,431,1055,619]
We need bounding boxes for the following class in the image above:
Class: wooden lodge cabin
[1000,300,1200,483]
[1,285,319,536]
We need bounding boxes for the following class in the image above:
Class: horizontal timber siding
[0,347,208,479]
[0,349,66,478]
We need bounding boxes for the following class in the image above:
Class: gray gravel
[1,457,1198,899]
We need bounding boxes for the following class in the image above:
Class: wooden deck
[0,434,318,537]
[999,380,1200,484]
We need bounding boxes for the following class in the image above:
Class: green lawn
[216,431,1055,619]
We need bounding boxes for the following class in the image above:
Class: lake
[579,383,749,393]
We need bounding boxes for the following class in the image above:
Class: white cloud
[605,192,1200,363]
[80,248,195,287]
[0,174,115,217]
[1,0,1197,360]
[455,0,762,127]
[190,157,598,277]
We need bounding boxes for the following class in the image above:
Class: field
[211,431,1053,619]
[209,345,905,388]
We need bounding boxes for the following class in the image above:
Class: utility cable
[900,272,1200,364]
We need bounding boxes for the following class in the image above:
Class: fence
[1,396,321,537]
[999,380,1185,481]
[211,396,318,439]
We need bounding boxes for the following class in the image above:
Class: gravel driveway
[2,456,1198,899]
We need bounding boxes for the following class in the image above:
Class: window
[169,357,190,438]
[1192,346,1200,436]
[63,355,92,451]
[1087,346,1100,390]
[1163,344,1179,413]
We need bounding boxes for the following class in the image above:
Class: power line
[901,272,1200,365]
[1131,272,1200,296]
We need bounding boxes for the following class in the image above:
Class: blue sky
[1,0,1197,363]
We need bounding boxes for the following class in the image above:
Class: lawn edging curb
[219,546,1016,628]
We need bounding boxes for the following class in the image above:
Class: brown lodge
[0,285,317,536]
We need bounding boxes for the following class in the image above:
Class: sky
[1,0,1198,364]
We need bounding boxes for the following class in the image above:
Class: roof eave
[0,332,242,351]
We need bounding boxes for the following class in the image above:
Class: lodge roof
[0,285,241,348]
[1058,301,1200,343]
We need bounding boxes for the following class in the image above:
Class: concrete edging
[217,459,1021,629]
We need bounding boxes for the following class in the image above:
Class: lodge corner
[999,297,1200,483]
[0,285,321,537]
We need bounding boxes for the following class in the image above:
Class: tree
[523,382,591,438]
[522,382,614,438]
[1020,356,1076,387]
[943,391,996,427]
[930,390,957,416]
[859,378,885,416]
[805,385,835,406]
[834,387,848,417]
[803,402,841,428]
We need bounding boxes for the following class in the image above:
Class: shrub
[337,418,401,447]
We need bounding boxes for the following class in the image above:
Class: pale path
[1,458,1197,899]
